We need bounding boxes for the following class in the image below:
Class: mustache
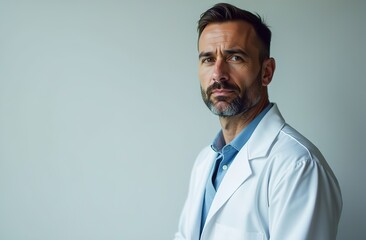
[206,81,240,95]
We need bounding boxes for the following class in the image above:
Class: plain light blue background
[0,0,365,239]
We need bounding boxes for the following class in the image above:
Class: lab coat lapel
[204,145,251,225]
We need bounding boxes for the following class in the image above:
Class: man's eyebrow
[198,49,249,59]
[198,51,212,59]
[224,49,249,57]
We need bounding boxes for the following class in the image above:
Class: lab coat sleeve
[268,157,342,240]
[174,202,187,240]
[173,155,202,240]
[174,172,195,240]
[174,167,194,240]
[174,199,191,240]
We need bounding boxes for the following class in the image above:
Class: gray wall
[0,0,364,239]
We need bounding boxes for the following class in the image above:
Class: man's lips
[210,89,236,96]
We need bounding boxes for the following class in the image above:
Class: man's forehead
[198,21,256,52]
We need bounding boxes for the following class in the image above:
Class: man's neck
[219,98,269,144]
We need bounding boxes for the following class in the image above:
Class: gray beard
[202,92,243,117]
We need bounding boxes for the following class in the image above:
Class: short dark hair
[198,3,271,61]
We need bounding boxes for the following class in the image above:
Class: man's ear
[262,57,276,86]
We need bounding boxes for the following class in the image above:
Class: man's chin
[209,103,238,117]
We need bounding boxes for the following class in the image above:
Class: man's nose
[212,59,229,82]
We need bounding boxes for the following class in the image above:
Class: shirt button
[222,165,228,170]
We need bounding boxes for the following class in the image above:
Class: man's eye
[202,57,214,63]
[229,55,243,62]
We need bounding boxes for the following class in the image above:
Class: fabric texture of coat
[174,104,342,240]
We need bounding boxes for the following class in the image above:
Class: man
[174,3,342,240]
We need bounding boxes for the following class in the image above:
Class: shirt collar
[211,131,225,152]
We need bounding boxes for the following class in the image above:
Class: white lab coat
[174,104,342,240]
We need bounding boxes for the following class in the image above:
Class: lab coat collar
[246,103,286,159]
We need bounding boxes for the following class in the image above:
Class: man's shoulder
[273,123,324,163]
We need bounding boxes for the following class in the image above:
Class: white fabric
[174,104,342,240]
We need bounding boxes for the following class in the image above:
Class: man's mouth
[211,88,235,95]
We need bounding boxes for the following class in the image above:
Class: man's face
[198,21,266,117]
